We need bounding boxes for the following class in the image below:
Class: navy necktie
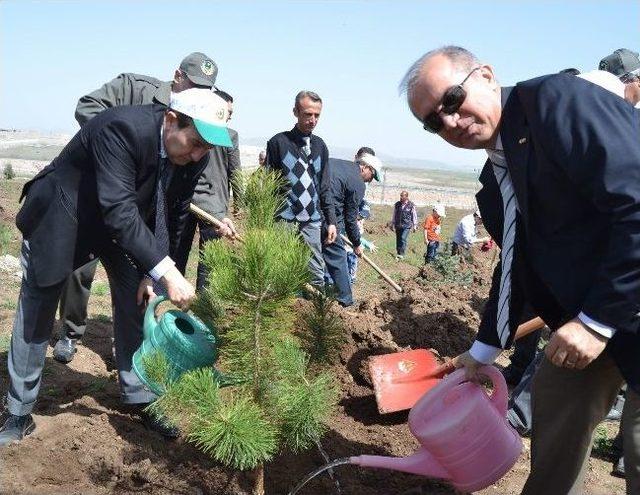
[155,157,173,255]
[152,157,173,294]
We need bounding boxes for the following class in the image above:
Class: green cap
[170,88,232,147]
[179,52,218,88]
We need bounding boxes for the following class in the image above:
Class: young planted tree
[147,169,339,494]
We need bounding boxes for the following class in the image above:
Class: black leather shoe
[0,414,35,446]
[53,337,77,363]
[139,409,179,439]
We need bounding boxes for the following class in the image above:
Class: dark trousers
[425,240,439,262]
[395,227,411,255]
[322,223,353,307]
[521,353,640,494]
[6,240,156,415]
[58,259,99,339]
[174,213,221,291]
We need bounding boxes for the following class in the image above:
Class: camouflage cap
[599,48,640,77]
[179,52,218,88]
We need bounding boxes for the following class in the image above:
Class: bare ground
[0,177,625,494]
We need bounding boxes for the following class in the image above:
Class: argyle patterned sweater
[265,126,332,223]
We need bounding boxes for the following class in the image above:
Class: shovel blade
[369,349,442,414]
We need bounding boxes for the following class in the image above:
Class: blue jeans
[395,227,411,255]
[347,251,358,283]
[321,223,353,307]
[425,240,439,262]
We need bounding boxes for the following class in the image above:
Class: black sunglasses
[620,68,640,84]
[422,67,481,134]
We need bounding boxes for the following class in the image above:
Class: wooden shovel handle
[189,204,244,243]
[189,203,322,297]
[340,234,403,293]
[514,316,545,341]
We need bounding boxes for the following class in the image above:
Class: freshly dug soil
[0,247,624,495]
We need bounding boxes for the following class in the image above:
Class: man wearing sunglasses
[400,45,640,494]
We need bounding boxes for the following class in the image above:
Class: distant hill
[241,136,473,173]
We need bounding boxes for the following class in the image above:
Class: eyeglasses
[422,67,481,134]
[620,68,640,84]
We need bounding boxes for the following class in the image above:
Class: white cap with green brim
[169,88,232,147]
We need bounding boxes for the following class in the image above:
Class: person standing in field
[423,204,445,263]
[390,190,417,260]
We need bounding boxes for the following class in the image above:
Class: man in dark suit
[54,51,219,364]
[400,46,640,493]
[0,88,233,445]
[321,152,380,306]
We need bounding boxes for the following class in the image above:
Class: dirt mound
[0,244,624,494]
[364,223,391,236]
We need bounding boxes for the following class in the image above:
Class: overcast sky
[1,0,638,169]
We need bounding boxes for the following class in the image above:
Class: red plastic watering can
[351,365,522,492]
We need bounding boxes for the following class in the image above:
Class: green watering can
[132,295,219,395]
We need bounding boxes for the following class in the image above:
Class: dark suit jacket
[326,162,366,247]
[16,104,207,287]
[476,75,640,391]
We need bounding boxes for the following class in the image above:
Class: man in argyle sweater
[265,90,333,286]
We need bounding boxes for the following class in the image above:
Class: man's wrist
[577,312,616,339]
[469,340,503,364]
[150,256,175,282]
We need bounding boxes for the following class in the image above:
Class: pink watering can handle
[440,366,508,416]
[478,365,508,416]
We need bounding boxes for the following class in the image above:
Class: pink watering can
[350,365,522,493]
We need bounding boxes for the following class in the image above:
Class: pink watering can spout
[350,447,450,480]
[352,365,522,493]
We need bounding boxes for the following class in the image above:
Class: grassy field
[0,144,64,162]
[385,166,480,191]
[355,203,472,288]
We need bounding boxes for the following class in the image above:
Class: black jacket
[477,75,640,392]
[326,162,366,247]
[16,104,206,287]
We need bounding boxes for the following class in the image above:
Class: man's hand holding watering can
[136,267,195,310]
[435,351,485,382]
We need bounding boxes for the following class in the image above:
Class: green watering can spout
[132,296,220,395]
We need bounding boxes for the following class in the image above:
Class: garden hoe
[370,316,545,414]
[340,234,403,292]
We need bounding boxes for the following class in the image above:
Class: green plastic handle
[143,295,167,341]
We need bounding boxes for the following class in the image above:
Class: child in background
[423,204,446,263]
